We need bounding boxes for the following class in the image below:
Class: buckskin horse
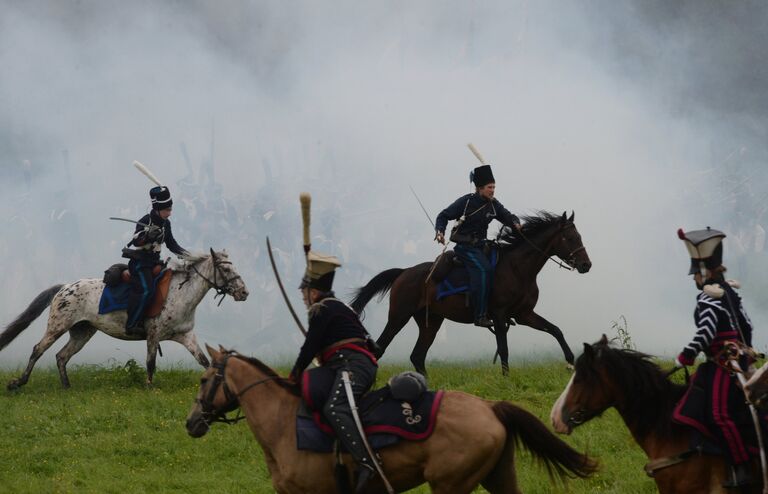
[350,211,591,375]
[0,250,248,389]
[186,344,597,494]
[550,335,764,493]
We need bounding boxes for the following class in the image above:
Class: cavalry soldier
[673,227,758,488]
[123,186,189,335]
[288,251,379,493]
[434,164,522,327]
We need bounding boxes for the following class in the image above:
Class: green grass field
[0,360,659,493]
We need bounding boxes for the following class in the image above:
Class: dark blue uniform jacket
[435,193,520,241]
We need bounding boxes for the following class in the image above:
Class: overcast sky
[1,0,767,370]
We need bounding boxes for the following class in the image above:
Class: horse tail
[491,401,597,480]
[349,268,405,314]
[0,285,64,351]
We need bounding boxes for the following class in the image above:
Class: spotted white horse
[0,249,248,389]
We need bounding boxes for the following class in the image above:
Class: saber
[341,370,395,494]
[133,160,163,186]
[266,237,307,337]
[108,217,161,231]
[734,368,768,492]
[409,185,435,229]
[467,143,486,165]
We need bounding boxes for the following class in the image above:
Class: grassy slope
[0,361,656,494]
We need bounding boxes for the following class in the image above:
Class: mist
[1,0,766,370]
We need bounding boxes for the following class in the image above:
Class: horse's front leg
[145,328,161,386]
[170,331,210,368]
[490,313,510,376]
[515,311,574,366]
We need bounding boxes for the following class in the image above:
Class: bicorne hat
[299,251,342,292]
[150,186,173,211]
[677,227,726,275]
[470,165,495,188]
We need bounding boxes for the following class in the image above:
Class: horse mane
[231,353,301,396]
[497,211,563,248]
[579,339,687,439]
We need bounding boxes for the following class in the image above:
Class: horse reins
[189,255,243,306]
[516,223,583,271]
[198,353,282,425]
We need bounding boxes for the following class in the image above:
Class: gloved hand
[145,227,163,243]
[434,231,445,245]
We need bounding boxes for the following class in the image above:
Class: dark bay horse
[550,335,764,493]
[350,211,591,375]
[186,345,597,494]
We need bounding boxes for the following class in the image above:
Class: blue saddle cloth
[296,386,444,453]
[98,270,167,315]
[436,249,497,300]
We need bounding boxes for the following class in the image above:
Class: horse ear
[210,247,215,259]
[599,333,609,345]
[582,342,594,357]
[561,211,567,222]
[205,343,219,360]
[569,210,575,222]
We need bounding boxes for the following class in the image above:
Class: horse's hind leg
[375,315,412,359]
[410,311,444,376]
[8,317,71,390]
[170,331,210,368]
[55,322,97,388]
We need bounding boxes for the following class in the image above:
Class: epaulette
[308,300,327,318]
[701,280,741,299]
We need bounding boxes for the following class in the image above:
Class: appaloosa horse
[0,250,248,389]
[186,345,597,494]
[350,211,591,375]
[550,335,764,493]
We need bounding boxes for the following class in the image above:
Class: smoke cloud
[1,0,766,369]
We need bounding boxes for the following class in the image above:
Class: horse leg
[55,322,97,388]
[145,330,161,386]
[170,332,210,368]
[515,311,574,365]
[8,317,71,390]
[410,311,443,376]
[490,314,510,376]
[375,315,412,359]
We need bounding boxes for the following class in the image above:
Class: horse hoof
[565,363,575,372]
[7,380,20,391]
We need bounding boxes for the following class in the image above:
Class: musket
[266,237,307,336]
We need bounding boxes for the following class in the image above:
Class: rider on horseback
[673,227,758,488]
[289,251,379,493]
[434,164,522,327]
[123,186,189,335]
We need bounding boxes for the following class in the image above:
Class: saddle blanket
[436,249,497,301]
[296,386,444,453]
[98,270,172,316]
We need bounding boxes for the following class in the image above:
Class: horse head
[550,334,614,434]
[551,211,592,273]
[188,249,249,301]
[186,344,240,438]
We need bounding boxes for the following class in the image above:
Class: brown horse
[186,345,597,494]
[350,211,591,375]
[550,335,763,493]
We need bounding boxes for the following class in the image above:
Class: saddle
[296,368,444,453]
[429,251,464,283]
[98,263,172,317]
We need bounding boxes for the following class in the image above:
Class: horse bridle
[190,251,243,306]
[196,352,280,425]
[518,222,585,271]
